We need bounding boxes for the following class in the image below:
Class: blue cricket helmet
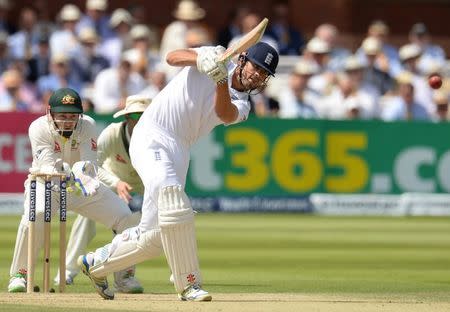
[245,42,279,76]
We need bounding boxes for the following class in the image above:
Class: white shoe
[113,268,144,294]
[78,254,114,300]
[178,284,212,301]
[8,269,27,293]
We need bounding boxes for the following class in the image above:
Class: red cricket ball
[429,74,442,89]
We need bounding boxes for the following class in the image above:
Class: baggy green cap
[48,88,83,113]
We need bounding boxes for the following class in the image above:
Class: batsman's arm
[215,83,238,124]
[166,49,197,67]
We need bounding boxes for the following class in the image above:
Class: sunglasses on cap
[127,112,143,120]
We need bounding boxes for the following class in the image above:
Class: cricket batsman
[8,88,141,293]
[54,95,150,293]
[79,42,279,301]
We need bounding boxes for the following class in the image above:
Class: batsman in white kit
[54,95,151,293]
[79,42,279,301]
[7,88,141,293]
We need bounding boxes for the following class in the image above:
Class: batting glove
[196,47,218,74]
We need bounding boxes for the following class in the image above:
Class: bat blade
[219,17,269,63]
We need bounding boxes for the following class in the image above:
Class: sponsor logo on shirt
[34,149,44,160]
[155,151,161,161]
[54,142,61,153]
[115,154,127,164]
[90,138,97,151]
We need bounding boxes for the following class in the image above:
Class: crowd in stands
[0,0,448,122]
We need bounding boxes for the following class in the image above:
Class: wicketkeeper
[8,88,141,293]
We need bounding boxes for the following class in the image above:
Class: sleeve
[79,118,99,165]
[96,126,121,190]
[29,120,60,169]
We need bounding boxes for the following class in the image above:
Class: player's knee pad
[158,185,194,226]
[157,185,202,293]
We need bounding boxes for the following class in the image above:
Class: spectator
[77,0,113,41]
[0,69,41,112]
[314,23,350,71]
[431,90,449,122]
[408,23,446,76]
[100,8,134,67]
[139,63,167,99]
[304,37,335,96]
[71,27,110,85]
[37,53,82,104]
[344,55,380,104]
[399,43,434,114]
[278,58,320,118]
[267,1,305,55]
[381,71,429,121]
[50,4,81,58]
[26,32,51,83]
[122,24,161,78]
[7,7,41,60]
[319,72,377,120]
[159,0,206,79]
[92,54,146,114]
[216,5,249,48]
[357,20,402,77]
[360,37,394,96]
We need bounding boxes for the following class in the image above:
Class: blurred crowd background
[0,0,448,122]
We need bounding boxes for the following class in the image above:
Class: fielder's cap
[78,27,98,43]
[59,4,81,22]
[306,37,330,54]
[293,58,319,76]
[399,43,422,62]
[410,23,428,36]
[110,8,133,28]
[246,41,279,76]
[173,0,205,21]
[130,24,150,40]
[344,55,365,71]
[86,0,107,11]
[113,95,151,118]
[395,71,414,85]
[361,37,382,55]
[49,88,83,114]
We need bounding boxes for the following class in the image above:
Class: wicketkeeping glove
[70,161,100,197]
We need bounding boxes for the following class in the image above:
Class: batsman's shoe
[178,284,212,302]
[113,269,144,294]
[8,269,27,293]
[78,254,114,300]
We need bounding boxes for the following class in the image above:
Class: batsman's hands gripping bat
[196,45,228,84]
[70,161,100,197]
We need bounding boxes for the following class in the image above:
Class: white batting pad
[158,185,202,293]
[90,227,162,278]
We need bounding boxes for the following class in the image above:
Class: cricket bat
[219,17,269,64]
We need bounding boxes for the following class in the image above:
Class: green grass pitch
[1,213,450,307]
